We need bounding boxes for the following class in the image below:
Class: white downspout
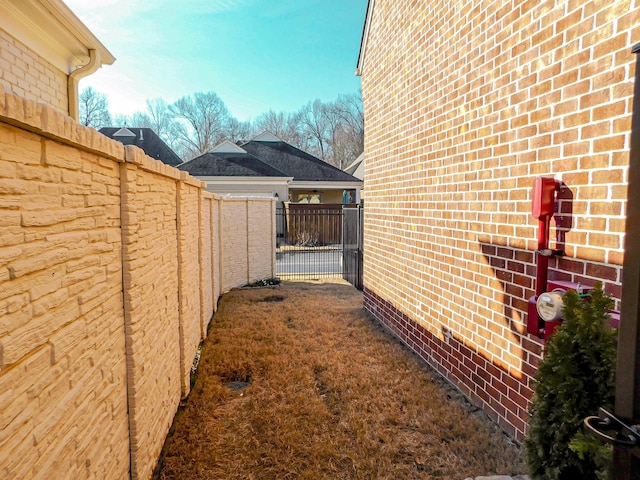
[68,49,101,121]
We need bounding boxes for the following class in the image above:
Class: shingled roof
[99,127,182,166]
[177,151,289,177]
[241,139,361,183]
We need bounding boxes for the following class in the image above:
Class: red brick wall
[359,0,635,441]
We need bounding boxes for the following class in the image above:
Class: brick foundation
[364,288,536,441]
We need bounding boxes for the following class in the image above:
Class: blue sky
[64,0,368,121]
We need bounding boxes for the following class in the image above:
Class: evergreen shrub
[525,282,617,479]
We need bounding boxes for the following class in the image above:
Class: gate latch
[584,408,640,451]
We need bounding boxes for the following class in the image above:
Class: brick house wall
[358,0,635,441]
[0,28,68,113]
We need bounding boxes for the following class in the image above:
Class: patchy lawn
[157,281,525,479]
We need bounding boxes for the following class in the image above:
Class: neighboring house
[357,0,633,441]
[100,127,183,166]
[242,132,363,204]
[344,153,364,201]
[0,0,114,119]
[180,132,363,204]
[344,153,364,181]
[178,140,292,200]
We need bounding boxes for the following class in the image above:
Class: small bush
[525,282,617,479]
[295,229,319,246]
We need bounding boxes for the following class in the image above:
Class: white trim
[218,195,278,202]
[197,176,292,185]
[355,0,375,76]
[344,152,364,171]
[0,0,115,73]
[210,140,247,153]
[252,131,283,142]
[217,192,275,198]
[113,127,136,138]
[290,181,363,190]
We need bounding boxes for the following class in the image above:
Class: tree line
[79,87,363,168]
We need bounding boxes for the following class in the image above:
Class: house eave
[0,0,115,74]
[194,176,293,185]
[355,0,375,77]
[291,181,363,190]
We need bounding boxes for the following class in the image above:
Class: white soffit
[200,176,292,184]
[0,0,115,73]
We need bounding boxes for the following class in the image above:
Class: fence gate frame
[275,203,345,280]
[342,204,364,290]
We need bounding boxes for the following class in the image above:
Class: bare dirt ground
[157,281,525,479]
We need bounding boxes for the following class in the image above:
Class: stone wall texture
[0,86,276,479]
[359,0,635,441]
[0,28,68,114]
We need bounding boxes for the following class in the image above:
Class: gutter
[67,48,101,122]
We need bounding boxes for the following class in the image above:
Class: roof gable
[113,127,136,138]
[252,131,282,142]
[99,127,182,166]
[210,140,247,154]
[344,153,364,180]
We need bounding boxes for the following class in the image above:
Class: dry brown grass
[157,281,525,479]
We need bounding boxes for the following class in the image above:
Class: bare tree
[297,99,330,161]
[145,98,174,138]
[292,94,363,168]
[225,118,255,144]
[79,87,112,128]
[80,87,364,166]
[254,109,305,146]
[170,92,230,159]
[113,111,152,129]
[255,110,285,135]
[331,92,364,167]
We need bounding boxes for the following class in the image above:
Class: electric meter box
[528,280,595,340]
[547,280,593,296]
[536,291,564,321]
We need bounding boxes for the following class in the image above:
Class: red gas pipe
[527,177,561,337]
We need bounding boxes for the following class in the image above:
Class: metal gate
[342,205,363,290]
[276,205,344,279]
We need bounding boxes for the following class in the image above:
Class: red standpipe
[535,217,551,297]
[527,177,561,337]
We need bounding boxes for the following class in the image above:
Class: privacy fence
[0,87,276,480]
